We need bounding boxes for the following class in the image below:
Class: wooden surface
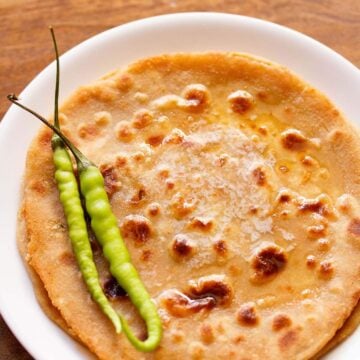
[0,0,359,358]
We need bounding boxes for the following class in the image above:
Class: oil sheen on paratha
[22,53,360,359]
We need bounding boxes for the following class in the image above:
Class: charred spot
[182,84,210,112]
[249,206,258,215]
[140,249,152,262]
[147,202,160,217]
[171,234,194,259]
[297,195,333,217]
[187,275,233,306]
[306,255,316,268]
[272,314,292,331]
[251,245,287,282]
[189,217,213,232]
[99,164,118,197]
[200,323,215,344]
[163,129,186,144]
[319,260,334,278]
[130,188,146,204]
[348,219,360,236]
[147,134,165,147]
[279,329,298,351]
[280,129,307,151]
[227,90,254,114]
[307,224,326,239]
[121,215,152,245]
[253,167,266,186]
[160,290,216,317]
[132,109,153,129]
[103,276,127,299]
[213,240,228,256]
[237,302,259,326]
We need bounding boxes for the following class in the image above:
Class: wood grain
[0,0,359,358]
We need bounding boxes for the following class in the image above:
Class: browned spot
[140,249,152,262]
[160,290,216,317]
[228,90,253,114]
[94,111,111,126]
[272,314,292,331]
[280,129,307,150]
[121,215,152,245]
[348,219,360,236]
[189,217,213,231]
[232,335,245,344]
[39,130,52,146]
[147,202,160,217]
[77,123,100,138]
[132,151,145,162]
[182,84,210,112]
[99,164,118,197]
[147,134,165,147]
[103,276,127,299]
[115,121,135,142]
[215,154,229,167]
[301,155,318,167]
[158,168,170,179]
[319,261,334,278]
[279,330,298,350]
[130,188,146,204]
[115,154,128,168]
[258,126,268,136]
[307,224,326,239]
[171,330,185,343]
[251,245,287,282]
[213,240,227,256]
[163,129,185,144]
[171,234,195,259]
[165,179,175,189]
[187,275,233,306]
[30,180,48,195]
[298,196,331,216]
[59,251,76,266]
[114,73,133,92]
[253,167,266,186]
[306,255,316,268]
[279,194,291,203]
[200,323,215,344]
[249,206,258,214]
[318,238,330,251]
[132,109,153,129]
[170,193,197,219]
[237,302,259,326]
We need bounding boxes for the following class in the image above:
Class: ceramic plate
[1,12,360,360]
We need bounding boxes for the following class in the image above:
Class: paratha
[21,53,360,359]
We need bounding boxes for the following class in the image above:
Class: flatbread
[22,53,360,359]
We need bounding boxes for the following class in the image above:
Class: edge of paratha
[23,52,360,360]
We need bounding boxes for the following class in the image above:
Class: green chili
[8,80,163,351]
[46,28,122,333]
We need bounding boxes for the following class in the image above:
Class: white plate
[1,12,360,360]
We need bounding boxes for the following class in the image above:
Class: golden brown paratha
[22,53,360,359]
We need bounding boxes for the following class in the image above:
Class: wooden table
[1,0,359,358]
